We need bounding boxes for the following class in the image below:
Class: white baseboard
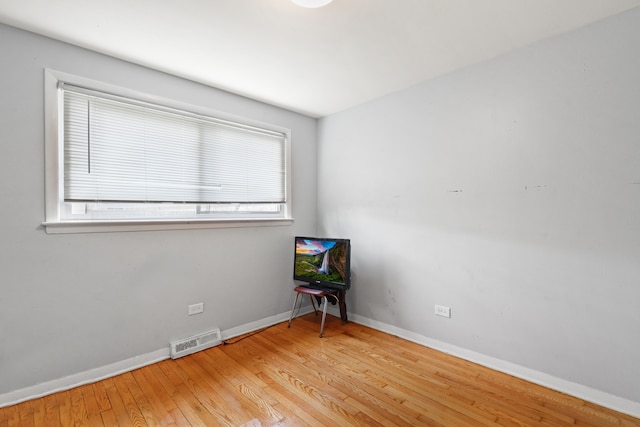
[0,348,170,408]
[221,306,313,340]
[346,311,640,419]
[3,307,638,420]
[0,307,313,409]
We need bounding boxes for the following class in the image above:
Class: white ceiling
[1,0,639,117]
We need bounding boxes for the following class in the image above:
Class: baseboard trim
[0,348,170,408]
[221,306,313,341]
[346,312,640,419]
[0,307,314,409]
[4,307,637,419]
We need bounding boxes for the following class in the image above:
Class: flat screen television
[293,236,351,291]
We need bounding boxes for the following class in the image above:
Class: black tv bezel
[293,236,351,291]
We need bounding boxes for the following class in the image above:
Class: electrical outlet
[188,302,204,316]
[435,305,451,318]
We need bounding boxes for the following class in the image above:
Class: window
[44,70,292,233]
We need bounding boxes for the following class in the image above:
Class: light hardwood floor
[1,313,638,426]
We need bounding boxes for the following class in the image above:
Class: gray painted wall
[318,9,640,402]
[0,23,317,394]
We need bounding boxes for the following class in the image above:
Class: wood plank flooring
[1,313,638,426]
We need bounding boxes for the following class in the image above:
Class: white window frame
[43,69,293,234]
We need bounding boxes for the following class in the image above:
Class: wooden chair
[287,286,340,337]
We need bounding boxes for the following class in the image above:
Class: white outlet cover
[435,305,451,318]
[188,302,204,315]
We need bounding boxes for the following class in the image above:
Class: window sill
[42,217,294,234]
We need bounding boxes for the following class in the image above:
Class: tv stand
[309,287,347,323]
[288,286,348,337]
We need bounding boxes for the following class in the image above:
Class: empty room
[1,0,639,425]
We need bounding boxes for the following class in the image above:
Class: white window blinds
[62,85,286,205]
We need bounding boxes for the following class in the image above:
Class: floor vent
[170,328,222,359]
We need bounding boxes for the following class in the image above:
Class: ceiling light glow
[291,0,333,8]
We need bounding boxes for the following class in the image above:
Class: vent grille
[170,328,222,359]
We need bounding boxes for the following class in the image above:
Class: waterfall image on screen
[294,237,349,288]
[318,249,330,274]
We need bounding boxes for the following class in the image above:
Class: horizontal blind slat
[63,88,285,204]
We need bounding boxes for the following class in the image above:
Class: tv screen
[293,236,351,291]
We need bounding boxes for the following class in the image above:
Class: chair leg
[308,295,319,315]
[288,292,301,328]
[319,295,329,338]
